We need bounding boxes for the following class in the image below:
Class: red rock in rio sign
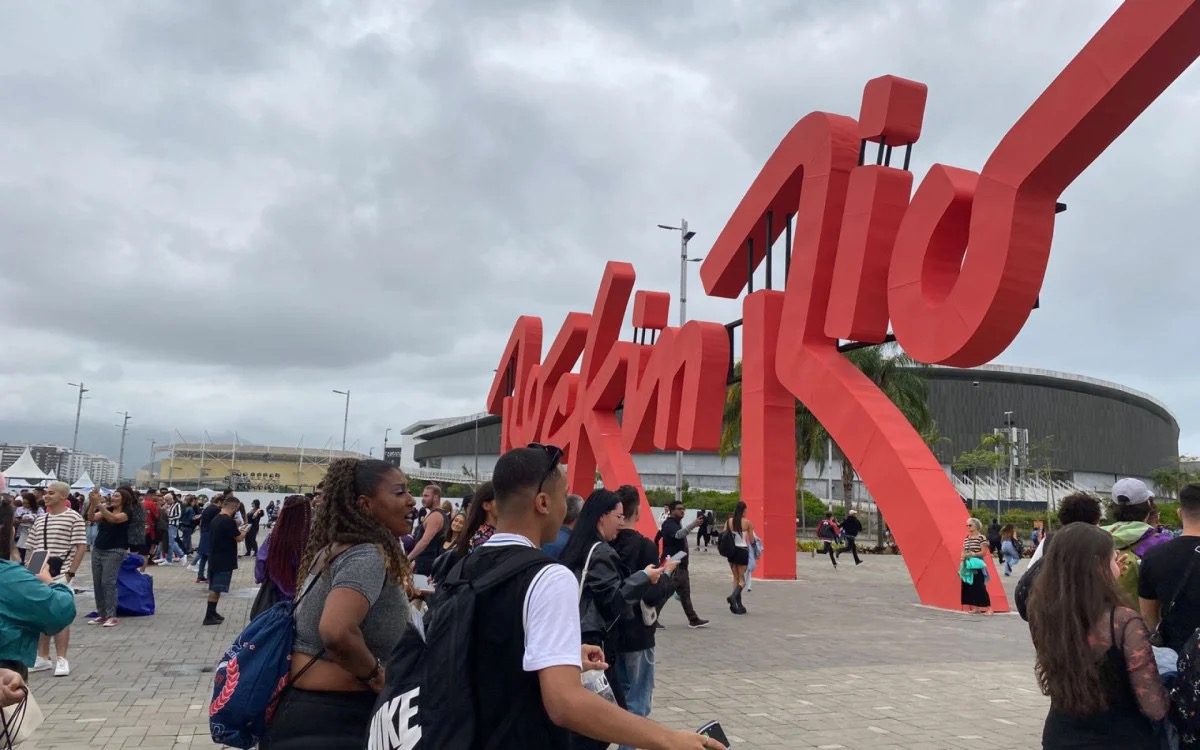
[488,0,1200,610]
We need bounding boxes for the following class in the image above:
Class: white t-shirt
[482,532,582,672]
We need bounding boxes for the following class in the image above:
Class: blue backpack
[208,549,332,749]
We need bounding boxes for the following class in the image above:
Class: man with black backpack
[1140,484,1200,652]
[366,445,724,750]
[816,512,840,568]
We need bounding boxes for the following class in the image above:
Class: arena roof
[154,444,368,460]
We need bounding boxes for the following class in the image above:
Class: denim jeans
[91,548,125,619]
[616,648,656,750]
[1001,540,1020,575]
[86,524,98,548]
[164,524,184,561]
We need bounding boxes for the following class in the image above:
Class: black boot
[727,590,738,613]
[203,600,221,626]
[733,585,747,614]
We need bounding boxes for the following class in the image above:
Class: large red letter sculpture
[487,262,730,537]
[700,0,1200,609]
[491,0,1200,609]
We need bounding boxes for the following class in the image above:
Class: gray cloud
[0,0,1196,462]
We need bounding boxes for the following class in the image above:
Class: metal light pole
[384,427,392,460]
[473,416,480,488]
[67,382,88,452]
[149,440,157,486]
[1002,410,1015,519]
[657,220,699,506]
[332,389,350,451]
[115,412,131,483]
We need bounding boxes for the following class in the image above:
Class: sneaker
[688,619,710,629]
[153,558,167,565]
[203,614,222,626]
[86,616,104,625]
[195,577,208,584]
[102,618,118,628]
[53,658,70,677]
[30,656,52,672]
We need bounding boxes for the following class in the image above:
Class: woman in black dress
[960,517,992,614]
[244,499,264,557]
[722,501,756,615]
[1027,522,1166,749]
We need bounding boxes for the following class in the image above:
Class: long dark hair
[1027,523,1123,715]
[559,489,621,572]
[456,482,495,557]
[298,459,408,583]
[731,500,747,532]
[266,495,311,594]
[112,486,136,514]
[0,500,14,560]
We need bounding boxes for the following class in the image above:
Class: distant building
[0,443,121,486]
[407,364,1181,504]
[152,443,368,491]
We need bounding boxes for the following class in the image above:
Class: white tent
[71,471,96,491]
[1,447,51,487]
[46,468,57,481]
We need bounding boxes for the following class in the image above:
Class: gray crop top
[291,543,407,661]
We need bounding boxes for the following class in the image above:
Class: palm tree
[720,343,935,513]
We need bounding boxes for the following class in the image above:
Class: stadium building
[404,364,1181,503]
[149,443,369,492]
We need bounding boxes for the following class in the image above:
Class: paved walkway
[20,546,1046,749]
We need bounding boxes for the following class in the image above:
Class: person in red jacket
[140,489,161,572]
[816,512,841,568]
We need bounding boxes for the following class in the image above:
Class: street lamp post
[473,416,480,488]
[332,389,350,451]
[384,427,392,461]
[115,412,131,483]
[67,382,88,453]
[657,219,700,506]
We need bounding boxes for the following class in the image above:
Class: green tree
[953,435,1007,510]
[719,343,935,528]
[1151,456,1200,499]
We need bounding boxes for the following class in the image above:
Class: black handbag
[248,581,282,622]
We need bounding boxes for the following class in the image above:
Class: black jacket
[610,529,676,652]
[841,516,863,537]
[573,541,652,642]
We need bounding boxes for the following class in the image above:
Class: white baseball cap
[1112,477,1153,505]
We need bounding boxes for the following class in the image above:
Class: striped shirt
[963,533,987,556]
[29,509,87,567]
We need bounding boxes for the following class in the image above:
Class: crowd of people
[986,478,1200,748]
[12,450,1197,748]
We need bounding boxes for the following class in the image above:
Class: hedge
[646,487,831,522]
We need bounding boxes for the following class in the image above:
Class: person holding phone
[560,488,672,749]
[27,481,86,677]
[610,486,678,747]
[89,486,133,627]
[0,500,76,679]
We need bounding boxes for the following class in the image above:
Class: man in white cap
[1101,477,1173,604]
[836,509,863,565]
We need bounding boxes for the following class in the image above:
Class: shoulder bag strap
[1153,544,1200,640]
[577,542,601,604]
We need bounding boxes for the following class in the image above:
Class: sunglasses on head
[528,443,564,495]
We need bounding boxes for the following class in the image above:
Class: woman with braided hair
[261,458,415,749]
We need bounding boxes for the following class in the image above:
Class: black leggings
[261,688,375,749]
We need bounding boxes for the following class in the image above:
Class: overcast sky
[0,0,1196,466]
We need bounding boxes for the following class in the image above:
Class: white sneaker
[30,656,52,672]
[53,658,70,677]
